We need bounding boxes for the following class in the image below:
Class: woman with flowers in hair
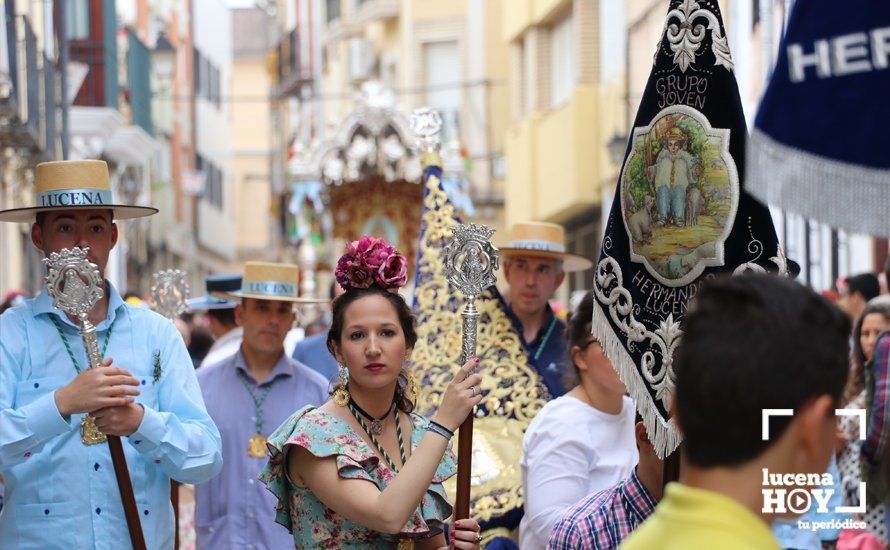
[260,237,485,549]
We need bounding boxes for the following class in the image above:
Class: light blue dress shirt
[195,349,327,550]
[771,457,848,548]
[291,330,339,383]
[0,284,223,550]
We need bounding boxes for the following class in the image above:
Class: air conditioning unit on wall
[348,37,377,82]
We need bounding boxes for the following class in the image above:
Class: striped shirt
[547,469,656,550]
[863,332,890,466]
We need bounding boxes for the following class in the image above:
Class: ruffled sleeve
[391,413,458,539]
[260,405,380,531]
[259,405,311,532]
[258,406,458,539]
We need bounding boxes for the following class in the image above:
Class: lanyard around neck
[533,317,559,362]
[235,367,277,435]
[49,314,116,373]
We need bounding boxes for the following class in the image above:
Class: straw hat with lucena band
[215,262,326,304]
[499,221,593,272]
[0,160,157,222]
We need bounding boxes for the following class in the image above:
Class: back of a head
[207,307,237,328]
[675,274,850,468]
[566,289,595,349]
[847,273,880,302]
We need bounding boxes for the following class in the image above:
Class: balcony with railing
[352,0,399,24]
[326,0,342,24]
[0,2,17,116]
[274,28,313,98]
[69,0,119,108]
[43,54,59,156]
[126,31,153,135]
[22,17,39,143]
[0,13,61,159]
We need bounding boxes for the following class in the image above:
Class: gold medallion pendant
[81,414,107,445]
[248,434,267,458]
[397,539,414,550]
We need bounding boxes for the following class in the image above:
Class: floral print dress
[259,406,456,548]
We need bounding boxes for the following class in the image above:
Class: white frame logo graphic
[761,408,866,516]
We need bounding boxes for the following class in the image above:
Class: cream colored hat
[500,221,593,272]
[216,262,326,304]
[0,160,158,222]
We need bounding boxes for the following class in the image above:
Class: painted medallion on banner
[620,105,739,287]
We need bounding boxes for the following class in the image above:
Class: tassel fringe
[747,129,890,238]
[592,303,683,459]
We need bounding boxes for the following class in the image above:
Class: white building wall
[194,0,235,260]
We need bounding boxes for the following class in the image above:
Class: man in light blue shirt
[195,261,327,549]
[0,160,223,549]
[771,457,849,549]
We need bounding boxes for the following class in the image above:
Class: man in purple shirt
[547,420,662,549]
[195,262,328,549]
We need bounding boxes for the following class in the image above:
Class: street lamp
[150,32,175,142]
[607,133,627,166]
[151,32,175,95]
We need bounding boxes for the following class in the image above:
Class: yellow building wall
[231,57,271,252]
[233,157,271,252]
[411,0,467,21]
[232,60,270,151]
[532,0,572,23]
[503,0,573,41]
[505,86,607,227]
[503,0,533,42]
[486,0,510,161]
[505,117,536,225]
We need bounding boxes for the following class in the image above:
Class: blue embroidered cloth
[747,0,890,237]
[592,0,788,459]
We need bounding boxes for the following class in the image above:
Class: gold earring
[403,358,417,401]
[333,364,350,407]
[406,369,417,401]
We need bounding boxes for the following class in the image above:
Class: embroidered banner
[747,1,890,237]
[593,0,790,458]
[411,150,548,547]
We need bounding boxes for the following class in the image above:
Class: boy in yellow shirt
[622,274,850,549]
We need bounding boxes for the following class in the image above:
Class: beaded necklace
[49,314,116,373]
[348,398,407,472]
[533,317,559,362]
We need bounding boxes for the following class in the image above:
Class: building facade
[503,0,627,295]
[1,0,64,297]
[270,0,510,296]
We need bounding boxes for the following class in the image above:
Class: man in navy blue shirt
[499,222,592,398]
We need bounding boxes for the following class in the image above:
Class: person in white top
[187,274,245,368]
[519,289,638,550]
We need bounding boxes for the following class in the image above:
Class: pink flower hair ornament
[334,236,409,291]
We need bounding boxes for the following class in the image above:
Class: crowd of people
[1,160,889,550]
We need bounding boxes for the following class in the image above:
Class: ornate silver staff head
[444,224,499,302]
[44,247,104,321]
[150,269,190,320]
[410,108,443,154]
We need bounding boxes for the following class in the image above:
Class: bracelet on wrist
[426,420,455,440]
